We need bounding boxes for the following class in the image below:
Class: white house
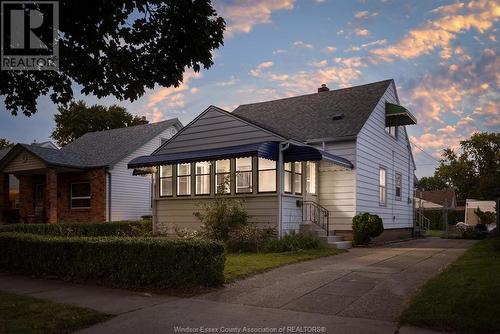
[129,80,417,245]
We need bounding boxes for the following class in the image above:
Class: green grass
[425,229,445,237]
[0,291,111,334]
[399,238,500,334]
[224,248,344,282]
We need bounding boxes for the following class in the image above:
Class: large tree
[0,139,14,150]
[435,132,500,201]
[0,0,225,116]
[51,100,148,146]
[416,176,448,191]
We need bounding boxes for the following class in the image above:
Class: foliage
[474,207,496,225]
[263,231,323,252]
[0,233,225,288]
[399,238,500,333]
[352,212,384,245]
[1,0,225,116]
[416,176,448,191]
[224,248,343,282]
[51,100,148,146]
[0,220,152,237]
[422,209,465,230]
[0,291,111,334]
[0,138,14,149]
[194,197,249,242]
[435,132,500,201]
[226,226,277,253]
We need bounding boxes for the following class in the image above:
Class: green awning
[385,103,417,127]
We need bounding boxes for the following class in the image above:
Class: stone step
[327,241,352,250]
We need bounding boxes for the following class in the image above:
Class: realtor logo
[1,1,59,71]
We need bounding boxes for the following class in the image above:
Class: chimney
[318,83,329,93]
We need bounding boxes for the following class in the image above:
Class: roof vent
[318,84,329,93]
[332,113,344,121]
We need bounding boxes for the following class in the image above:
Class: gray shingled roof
[61,119,182,167]
[0,119,181,169]
[0,148,10,161]
[232,79,393,141]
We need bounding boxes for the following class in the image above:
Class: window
[385,126,398,138]
[379,167,387,205]
[284,162,292,193]
[395,172,402,200]
[159,165,173,197]
[215,159,231,194]
[195,161,211,195]
[236,157,252,193]
[258,158,276,192]
[71,182,91,208]
[294,162,302,194]
[177,163,191,196]
[306,161,316,194]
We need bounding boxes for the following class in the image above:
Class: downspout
[278,142,290,238]
[106,171,112,222]
[152,167,158,234]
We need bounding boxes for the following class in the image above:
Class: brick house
[0,119,182,224]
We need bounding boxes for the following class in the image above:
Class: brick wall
[0,174,8,223]
[57,168,107,223]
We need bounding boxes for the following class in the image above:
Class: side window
[395,172,402,200]
[379,167,387,206]
[159,165,173,197]
[235,157,252,193]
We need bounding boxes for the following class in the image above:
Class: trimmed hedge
[0,221,152,237]
[0,233,225,288]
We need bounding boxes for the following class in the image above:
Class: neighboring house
[129,80,417,241]
[465,199,496,226]
[415,189,457,209]
[0,120,182,224]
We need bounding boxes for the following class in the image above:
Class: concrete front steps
[299,223,352,249]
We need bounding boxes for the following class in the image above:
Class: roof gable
[232,79,393,141]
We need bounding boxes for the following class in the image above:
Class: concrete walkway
[0,238,476,334]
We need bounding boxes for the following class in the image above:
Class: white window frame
[379,167,387,206]
[395,172,402,201]
[294,162,303,195]
[235,157,253,194]
[159,165,173,197]
[257,157,277,193]
[215,159,231,195]
[385,126,398,138]
[195,161,211,196]
[176,163,192,196]
[306,161,317,195]
[70,181,91,209]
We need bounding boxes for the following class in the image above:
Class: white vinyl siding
[109,126,178,221]
[355,82,415,229]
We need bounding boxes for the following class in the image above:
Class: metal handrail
[302,201,330,236]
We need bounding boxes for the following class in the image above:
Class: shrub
[194,197,249,242]
[226,225,277,253]
[0,233,224,288]
[264,231,322,252]
[0,220,152,237]
[352,213,384,245]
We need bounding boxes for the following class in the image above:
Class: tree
[0,0,225,116]
[51,100,148,146]
[435,132,500,201]
[416,176,448,191]
[0,138,14,150]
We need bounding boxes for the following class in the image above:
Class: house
[415,189,457,209]
[128,80,417,242]
[465,199,497,226]
[0,119,182,224]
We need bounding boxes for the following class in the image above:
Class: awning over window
[128,141,353,170]
[385,102,417,127]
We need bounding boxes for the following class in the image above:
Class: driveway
[0,238,476,334]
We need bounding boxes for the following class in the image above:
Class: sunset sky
[0,0,498,178]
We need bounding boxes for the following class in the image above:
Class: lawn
[0,291,111,334]
[399,238,500,334]
[224,248,344,282]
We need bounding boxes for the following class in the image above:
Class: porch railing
[302,201,330,236]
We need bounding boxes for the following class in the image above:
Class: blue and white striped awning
[128,141,353,170]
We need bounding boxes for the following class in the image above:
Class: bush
[226,225,277,253]
[0,220,152,237]
[194,197,249,242]
[264,231,323,252]
[0,233,224,288]
[352,213,384,245]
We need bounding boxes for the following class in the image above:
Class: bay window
[215,159,231,194]
[258,157,276,192]
[160,165,173,197]
[284,162,292,193]
[177,163,191,196]
[294,162,302,195]
[306,161,316,194]
[195,162,211,195]
[236,157,252,193]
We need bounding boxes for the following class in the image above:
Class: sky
[0,0,498,178]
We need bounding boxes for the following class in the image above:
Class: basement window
[71,182,91,208]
